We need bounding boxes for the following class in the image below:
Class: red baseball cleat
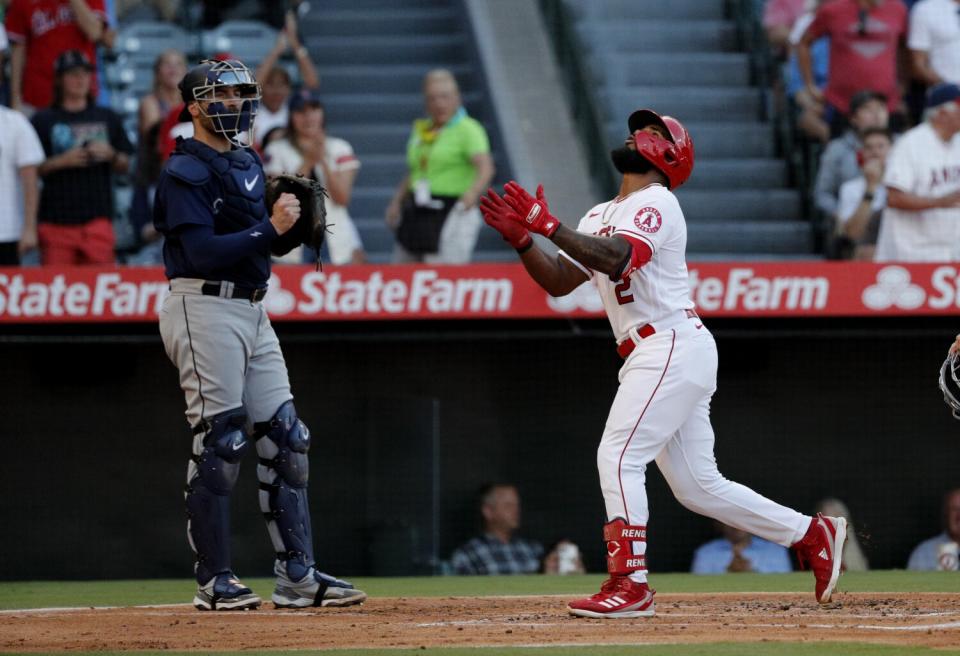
[568,576,656,618]
[794,513,847,604]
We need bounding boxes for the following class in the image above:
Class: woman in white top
[264,89,365,265]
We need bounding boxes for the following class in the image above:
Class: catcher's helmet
[940,351,960,419]
[627,109,694,189]
[178,59,260,148]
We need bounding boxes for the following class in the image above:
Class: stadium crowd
[0,0,491,266]
[2,0,960,266]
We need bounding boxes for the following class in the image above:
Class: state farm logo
[0,272,168,318]
[688,268,828,311]
[634,207,661,233]
[270,270,513,316]
[262,273,295,315]
[862,266,926,310]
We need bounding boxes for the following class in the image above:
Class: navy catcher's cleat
[271,560,367,608]
[193,572,262,611]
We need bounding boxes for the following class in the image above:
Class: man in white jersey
[876,83,960,261]
[479,108,847,618]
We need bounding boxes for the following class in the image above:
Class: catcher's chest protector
[177,139,268,232]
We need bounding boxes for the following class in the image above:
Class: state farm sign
[1,262,960,323]
[689,267,829,312]
[0,271,168,319]
[261,270,513,317]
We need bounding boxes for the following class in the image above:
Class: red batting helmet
[627,109,694,189]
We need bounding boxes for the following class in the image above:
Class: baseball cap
[288,88,323,112]
[926,83,960,110]
[54,50,94,75]
[848,89,887,115]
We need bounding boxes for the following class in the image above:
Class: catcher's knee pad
[184,408,251,583]
[254,400,315,580]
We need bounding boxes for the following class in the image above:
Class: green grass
[3,646,960,656]
[1,571,958,610]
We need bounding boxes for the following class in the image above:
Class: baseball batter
[480,109,847,618]
[154,58,365,611]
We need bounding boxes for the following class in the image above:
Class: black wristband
[515,241,534,254]
[863,191,874,202]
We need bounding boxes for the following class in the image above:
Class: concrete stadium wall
[1,318,956,580]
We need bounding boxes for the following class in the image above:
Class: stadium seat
[116,21,193,62]
[565,0,811,256]
[202,20,278,65]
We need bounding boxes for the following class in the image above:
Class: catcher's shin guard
[185,408,251,584]
[254,400,315,581]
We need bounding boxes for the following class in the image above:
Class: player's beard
[611,145,656,175]
[195,112,220,140]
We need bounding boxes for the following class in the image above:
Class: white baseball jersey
[908,0,960,84]
[876,122,960,261]
[0,106,45,242]
[559,183,695,343]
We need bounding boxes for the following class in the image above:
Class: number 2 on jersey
[614,279,634,305]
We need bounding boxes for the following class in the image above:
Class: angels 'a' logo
[606,541,621,558]
[634,207,662,233]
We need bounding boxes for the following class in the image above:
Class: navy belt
[201,281,267,302]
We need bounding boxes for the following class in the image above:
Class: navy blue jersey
[154,138,276,286]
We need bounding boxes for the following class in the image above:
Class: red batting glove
[503,181,560,238]
[479,188,533,251]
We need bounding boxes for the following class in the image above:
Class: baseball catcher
[153,58,365,611]
[265,173,328,258]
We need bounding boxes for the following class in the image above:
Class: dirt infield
[2,592,959,652]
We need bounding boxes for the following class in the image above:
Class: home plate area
[2,592,959,651]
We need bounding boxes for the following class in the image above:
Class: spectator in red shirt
[797,0,908,135]
[4,0,107,114]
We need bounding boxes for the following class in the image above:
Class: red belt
[617,310,700,360]
[616,324,656,359]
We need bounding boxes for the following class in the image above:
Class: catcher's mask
[178,59,260,148]
[940,351,960,419]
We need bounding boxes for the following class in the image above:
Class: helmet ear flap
[626,110,694,189]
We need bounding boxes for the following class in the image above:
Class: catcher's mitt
[265,173,328,258]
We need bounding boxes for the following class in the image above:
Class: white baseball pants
[597,320,810,581]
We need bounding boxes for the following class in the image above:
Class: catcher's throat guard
[940,351,960,419]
